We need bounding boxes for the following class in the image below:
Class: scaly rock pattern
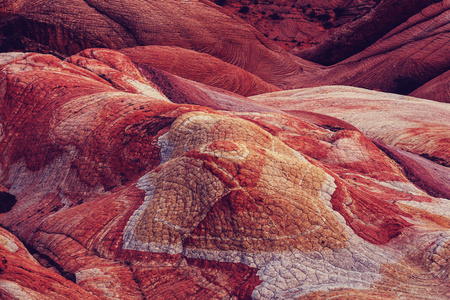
[0,49,450,299]
[0,0,449,298]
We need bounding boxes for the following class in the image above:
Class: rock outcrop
[290,0,443,65]
[0,225,95,299]
[410,70,450,103]
[213,0,439,65]
[317,1,450,95]
[0,0,449,298]
[251,85,450,199]
[251,86,450,167]
[0,0,316,90]
[1,0,448,100]
[120,45,281,97]
[209,0,450,98]
[0,49,450,299]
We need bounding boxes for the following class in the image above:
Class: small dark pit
[0,192,16,213]
[239,6,250,14]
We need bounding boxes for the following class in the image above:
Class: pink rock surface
[0,225,97,299]
[0,50,449,299]
[0,0,449,298]
[0,0,317,90]
[410,70,450,103]
[216,0,438,66]
[321,1,450,95]
[372,139,450,200]
[0,0,448,98]
[291,0,444,65]
[120,46,281,97]
[251,86,450,167]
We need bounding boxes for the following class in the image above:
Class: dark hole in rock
[214,0,226,6]
[0,192,16,213]
[269,12,283,20]
[239,6,250,14]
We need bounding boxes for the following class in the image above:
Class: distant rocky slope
[1,0,449,100]
[210,0,440,63]
[0,0,449,299]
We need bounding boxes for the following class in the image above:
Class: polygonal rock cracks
[123,112,346,255]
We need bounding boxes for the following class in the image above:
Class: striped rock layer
[0,0,449,298]
[0,49,449,299]
[0,0,449,101]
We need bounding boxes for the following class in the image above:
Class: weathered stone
[0,50,449,299]
[0,1,449,298]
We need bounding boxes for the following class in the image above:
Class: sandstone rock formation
[209,0,450,97]
[315,1,450,95]
[251,86,450,168]
[410,70,450,103]
[212,0,437,64]
[0,49,450,299]
[0,0,449,299]
[1,0,448,100]
[290,0,444,65]
[0,0,316,90]
[0,225,96,299]
[119,45,281,97]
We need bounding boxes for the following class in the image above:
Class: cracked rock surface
[0,0,449,299]
[0,49,449,299]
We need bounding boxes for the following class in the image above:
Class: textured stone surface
[0,50,450,299]
[1,0,447,99]
[252,86,450,168]
[120,46,281,97]
[318,1,450,95]
[290,0,444,65]
[0,0,449,298]
[213,0,437,65]
[0,0,315,90]
[0,226,97,299]
[410,70,450,103]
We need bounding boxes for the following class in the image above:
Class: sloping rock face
[0,224,96,299]
[212,0,437,64]
[318,1,450,95]
[252,86,450,167]
[1,0,448,101]
[410,70,450,103]
[208,0,450,99]
[290,0,443,65]
[0,0,317,90]
[251,85,450,197]
[0,0,450,299]
[119,45,281,97]
[1,49,450,299]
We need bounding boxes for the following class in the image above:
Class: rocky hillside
[0,0,449,299]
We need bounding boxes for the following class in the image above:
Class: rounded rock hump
[123,112,346,254]
[0,0,312,88]
[120,45,281,97]
[0,226,94,299]
[1,3,450,296]
[251,86,450,168]
[410,70,450,103]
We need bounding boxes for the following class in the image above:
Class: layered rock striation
[0,49,449,299]
[0,0,449,299]
[1,0,448,101]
